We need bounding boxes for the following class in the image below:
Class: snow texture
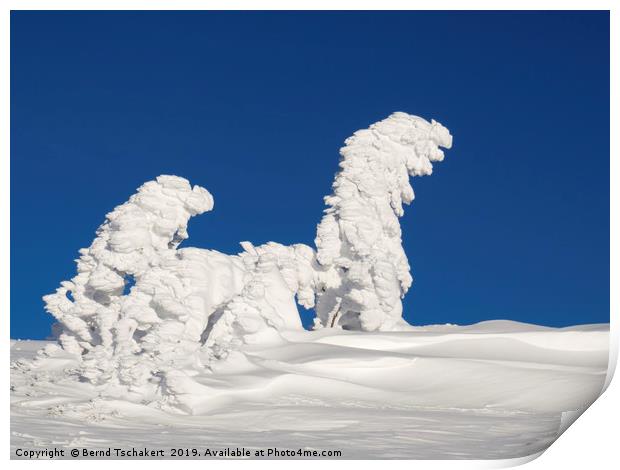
[34,112,452,401]
[11,322,608,459]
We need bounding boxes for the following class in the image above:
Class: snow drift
[11,322,609,458]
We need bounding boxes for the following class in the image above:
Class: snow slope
[11,320,608,459]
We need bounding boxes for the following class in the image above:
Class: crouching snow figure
[35,112,452,401]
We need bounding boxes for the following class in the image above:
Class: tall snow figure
[313,112,452,331]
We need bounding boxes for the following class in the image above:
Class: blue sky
[11,11,609,339]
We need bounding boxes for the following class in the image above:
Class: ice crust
[35,112,453,402]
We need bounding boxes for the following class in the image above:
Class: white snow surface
[11,322,608,459]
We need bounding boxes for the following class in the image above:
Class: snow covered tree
[312,112,452,331]
[36,112,452,401]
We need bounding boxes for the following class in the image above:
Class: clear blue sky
[11,11,609,339]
